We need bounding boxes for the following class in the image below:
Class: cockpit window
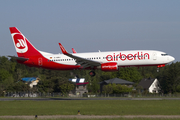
[161,54,168,56]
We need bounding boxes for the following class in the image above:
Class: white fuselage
[41,50,174,68]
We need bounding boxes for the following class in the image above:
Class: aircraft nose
[169,56,175,62]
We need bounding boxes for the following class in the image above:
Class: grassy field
[0,100,180,116]
[1,118,180,120]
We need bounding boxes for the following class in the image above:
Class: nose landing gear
[157,64,165,72]
[157,68,159,72]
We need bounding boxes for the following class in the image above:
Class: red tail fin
[72,48,77,53]
[59,43,68,54]
[9,27,42,58]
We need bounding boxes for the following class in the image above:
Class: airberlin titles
[106,52,150,61]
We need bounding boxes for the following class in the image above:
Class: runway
[1,115,180,119]
[1,97,180,101]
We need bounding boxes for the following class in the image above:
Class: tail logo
[12,33,28,53]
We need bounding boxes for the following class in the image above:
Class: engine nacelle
[101,62,118,71]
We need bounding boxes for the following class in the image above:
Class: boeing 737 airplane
[9,27,175,76]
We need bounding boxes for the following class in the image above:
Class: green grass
[0,100,180,116]
[0,118,180,120]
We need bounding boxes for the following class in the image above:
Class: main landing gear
[89,71,96,77]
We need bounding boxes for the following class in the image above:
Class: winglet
[59,43,68,54]
[72,48,77,53]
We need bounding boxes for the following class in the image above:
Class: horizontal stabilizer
[8,56,29,61]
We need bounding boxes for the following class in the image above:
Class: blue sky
[0,0,180,62]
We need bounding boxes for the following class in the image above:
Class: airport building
[21,77,40,88]
[69,78,89,97]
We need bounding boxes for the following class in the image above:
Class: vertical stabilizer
[9,27,42,58]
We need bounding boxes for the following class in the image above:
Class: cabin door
[38,58,43,66]
[153,52,157,60]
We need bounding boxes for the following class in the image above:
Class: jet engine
[101,62,118,71]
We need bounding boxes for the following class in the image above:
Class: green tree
[59,81,75,95]
[138,66,158,78]
[0,69,10,82]
[37,79,54,93]
[112,67,142,83]
[87,77,100,94]
[112,84,132,94]
[158,62,180,94]
[0,76,14,96]
[103,84,113,97]
[11,81,30,92]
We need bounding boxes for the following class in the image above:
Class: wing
[59,43,101,68]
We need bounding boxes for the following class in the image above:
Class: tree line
[0,56,180,96]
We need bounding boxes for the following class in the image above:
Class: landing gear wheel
[89,71,96,77]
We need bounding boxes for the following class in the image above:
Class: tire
[89,71,96,77]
